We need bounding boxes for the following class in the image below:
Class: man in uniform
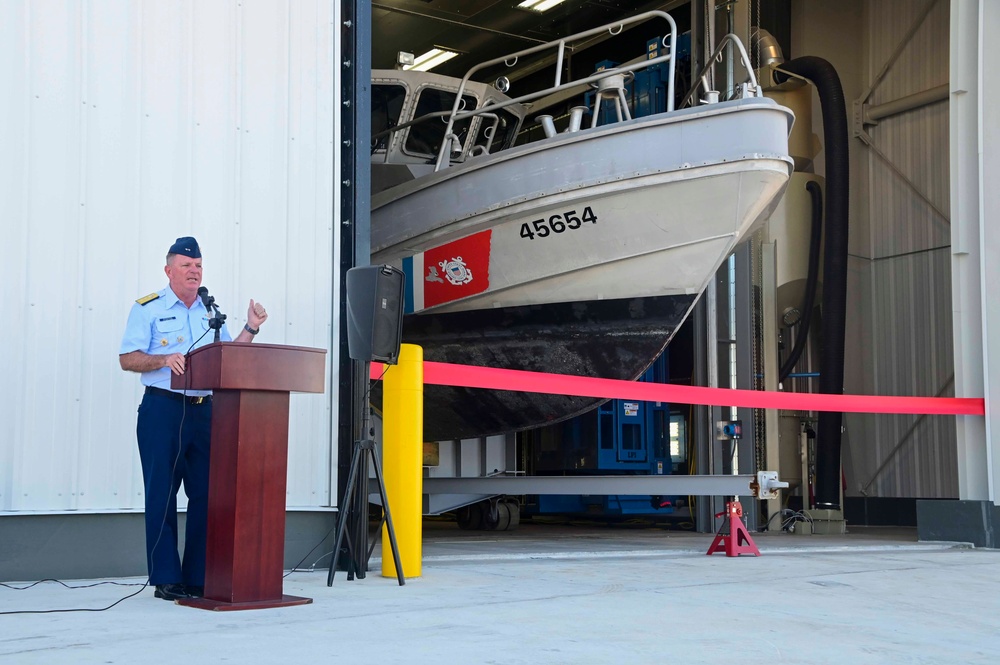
[119,236,268,601]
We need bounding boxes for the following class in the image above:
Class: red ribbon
[373,361,984,416]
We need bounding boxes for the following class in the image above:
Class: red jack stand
[706,501,760,557]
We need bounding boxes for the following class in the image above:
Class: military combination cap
[168,236,201,258]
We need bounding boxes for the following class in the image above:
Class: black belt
[145,386,212,405]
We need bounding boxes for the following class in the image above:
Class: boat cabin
[371,69,526,194]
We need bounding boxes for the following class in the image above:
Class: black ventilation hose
[778,180,823,383]
[775,57,849,510]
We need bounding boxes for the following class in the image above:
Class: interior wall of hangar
[786,0,957,505]
[773,0,999,521]
[372,0,993,520]
[0,0,341,523]
[703,0,998,520]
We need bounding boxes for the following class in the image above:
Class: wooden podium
[171,342,326,611]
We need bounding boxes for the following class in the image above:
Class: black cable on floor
[0,579,149,615]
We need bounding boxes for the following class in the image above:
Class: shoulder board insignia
[136,292,160,306]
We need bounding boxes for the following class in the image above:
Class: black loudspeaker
[346,264,405,364]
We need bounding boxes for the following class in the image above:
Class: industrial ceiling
[371,0,691,82]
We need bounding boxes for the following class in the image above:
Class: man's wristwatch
[244,323,259,335]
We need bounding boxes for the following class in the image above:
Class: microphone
[196,286,225,342]
[197,286,213,312]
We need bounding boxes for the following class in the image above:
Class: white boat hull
[372,97,794,315]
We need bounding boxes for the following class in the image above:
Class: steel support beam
[761,241,783,527]
[734,240,758,528]
[866,84,948,122]
[424,474,761,497]
[950,0,992,501]
[336,0,372,572]
[692,295,713,531]
[337,0,372,501]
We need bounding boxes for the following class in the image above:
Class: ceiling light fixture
[403,47,459,72]
[396,51,415,68]
[517,0,567,12]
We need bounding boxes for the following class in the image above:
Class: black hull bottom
[374,294,697,441]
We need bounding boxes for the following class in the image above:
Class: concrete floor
[3,521,999,664]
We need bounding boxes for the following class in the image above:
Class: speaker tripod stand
[327,361,405,586]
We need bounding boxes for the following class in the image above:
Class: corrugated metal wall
[845,0,955,498]
[0,0,338,512]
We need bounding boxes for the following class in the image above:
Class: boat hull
[372,98,793,315]
[375,293,696,441]
[369,98,793,440]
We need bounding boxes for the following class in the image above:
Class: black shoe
[154,584,191,601]
[183,585,204,598]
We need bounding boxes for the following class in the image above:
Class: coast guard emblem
[439,257,473,285]
[425,266,444,283]
[421,230,491,308]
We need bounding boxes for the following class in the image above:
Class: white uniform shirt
[120,286,232,396]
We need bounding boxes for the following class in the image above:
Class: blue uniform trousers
[136,391,212,586]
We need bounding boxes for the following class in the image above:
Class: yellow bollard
[381,343,423,578]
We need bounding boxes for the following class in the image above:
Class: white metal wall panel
[842,257,878,496]
[843,0,956,499]
[867,0,950,260]
[865,250,956,496]
[0,0,337,513]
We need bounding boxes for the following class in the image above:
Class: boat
[369,11,794,441]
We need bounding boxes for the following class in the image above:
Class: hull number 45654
[519,206,598,240]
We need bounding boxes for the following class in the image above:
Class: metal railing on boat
[678,33,763,109]
[372,12,765,174]
[433,10,679,171]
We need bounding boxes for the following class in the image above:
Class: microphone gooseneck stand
[209,303,226,343]
[199,288,226,343]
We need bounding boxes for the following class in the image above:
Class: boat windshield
[405,87,478,158]
[372,83,407,153]
[473,107,520,153]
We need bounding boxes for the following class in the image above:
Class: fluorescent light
[403,48,459,72]
[518,0,567,12]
